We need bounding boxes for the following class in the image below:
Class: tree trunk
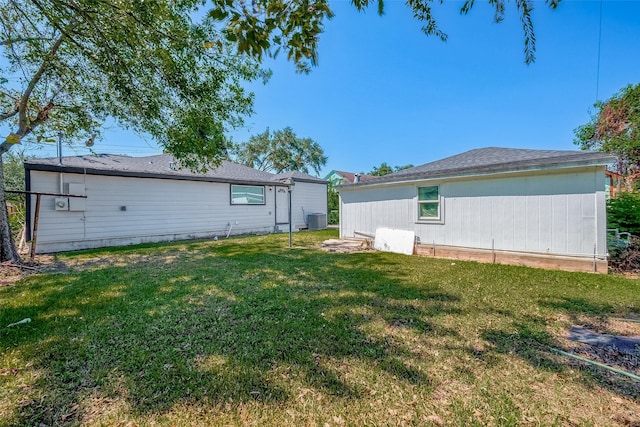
[0,155,22,263]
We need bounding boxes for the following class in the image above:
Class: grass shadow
[0,233,456,424]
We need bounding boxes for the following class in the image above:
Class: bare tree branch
[0,37,48,45]
[6,0,48,80]
[17,35,64,136]
[0,108,19,121]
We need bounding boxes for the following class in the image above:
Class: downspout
[338,191,342,238]
[288,183,293,247]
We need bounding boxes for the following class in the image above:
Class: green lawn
[1,230,639,426]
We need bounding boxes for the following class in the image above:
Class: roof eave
[24,163,281,186]
[337,157,614,190]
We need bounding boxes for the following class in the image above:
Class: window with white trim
[231,185,265,205]
[418,186,440,220]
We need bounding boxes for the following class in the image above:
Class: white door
[275,187,289,224]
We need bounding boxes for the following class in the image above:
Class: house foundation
[414,244,608,274]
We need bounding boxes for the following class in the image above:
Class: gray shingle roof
[25,153,326,185]
[340,147,614,187]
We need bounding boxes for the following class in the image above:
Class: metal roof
[25,154,326,185]
[339,147,614,188]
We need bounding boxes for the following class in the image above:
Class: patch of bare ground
[320,238,374,254]
[0,257,55,287]
[0,254,91,286]
[0,249,191,287]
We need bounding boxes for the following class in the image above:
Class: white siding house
[25,154,327,253]
[338,147,614,272]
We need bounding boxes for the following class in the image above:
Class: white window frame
[416,185,442,223]
[230,185,265,205]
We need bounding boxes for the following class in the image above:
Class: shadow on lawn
[538,296,618,318]
[0,243,459,425]
[477,315,640,401]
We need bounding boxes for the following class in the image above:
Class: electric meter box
[54,197,69,211]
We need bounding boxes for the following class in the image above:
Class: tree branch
[92,0,178,42]
[29,0,144,101]
[0,108,19,121]
[17,35,64,137]
[5,0,48,81]
[0,37,48,46]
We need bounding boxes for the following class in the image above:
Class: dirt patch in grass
[0,263,29,287]
[319,238,374,253]
[1,247,193,287]
[0,256,63,287]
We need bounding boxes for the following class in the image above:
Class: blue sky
[17,0,640,177]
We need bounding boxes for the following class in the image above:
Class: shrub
[328,210,339,225]
[607,192,640,236]
[327,188,339,225]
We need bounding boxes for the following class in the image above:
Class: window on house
[418,186,440,220]
[231,185,265,205]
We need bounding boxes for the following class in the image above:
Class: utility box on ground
[307,213,327,231]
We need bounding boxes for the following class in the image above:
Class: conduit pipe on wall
[226,221,238,238]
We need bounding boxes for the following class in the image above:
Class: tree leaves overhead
[232,127,327,175]
[211,0,561,72]
[209,0,334,73]
[574,83,640,177]
[369,162,414,176]
[0,0,265,170]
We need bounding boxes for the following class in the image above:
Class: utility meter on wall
[54,197,69,211]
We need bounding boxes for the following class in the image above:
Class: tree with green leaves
[369,163,414,176]
[3,150,27,243]
[213,0,560,73]
[0,0,264,263]
[3,150,26,195]
[574,83,640,179]
[327,181,340,225]
[607,192,640,236]
[232,127,327,175]
[369,163,394,176]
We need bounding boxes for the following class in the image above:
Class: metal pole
[30,194,41,261]
[57,132,63,165]
[288,186,292,248]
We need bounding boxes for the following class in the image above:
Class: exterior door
[275,186,289,224]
